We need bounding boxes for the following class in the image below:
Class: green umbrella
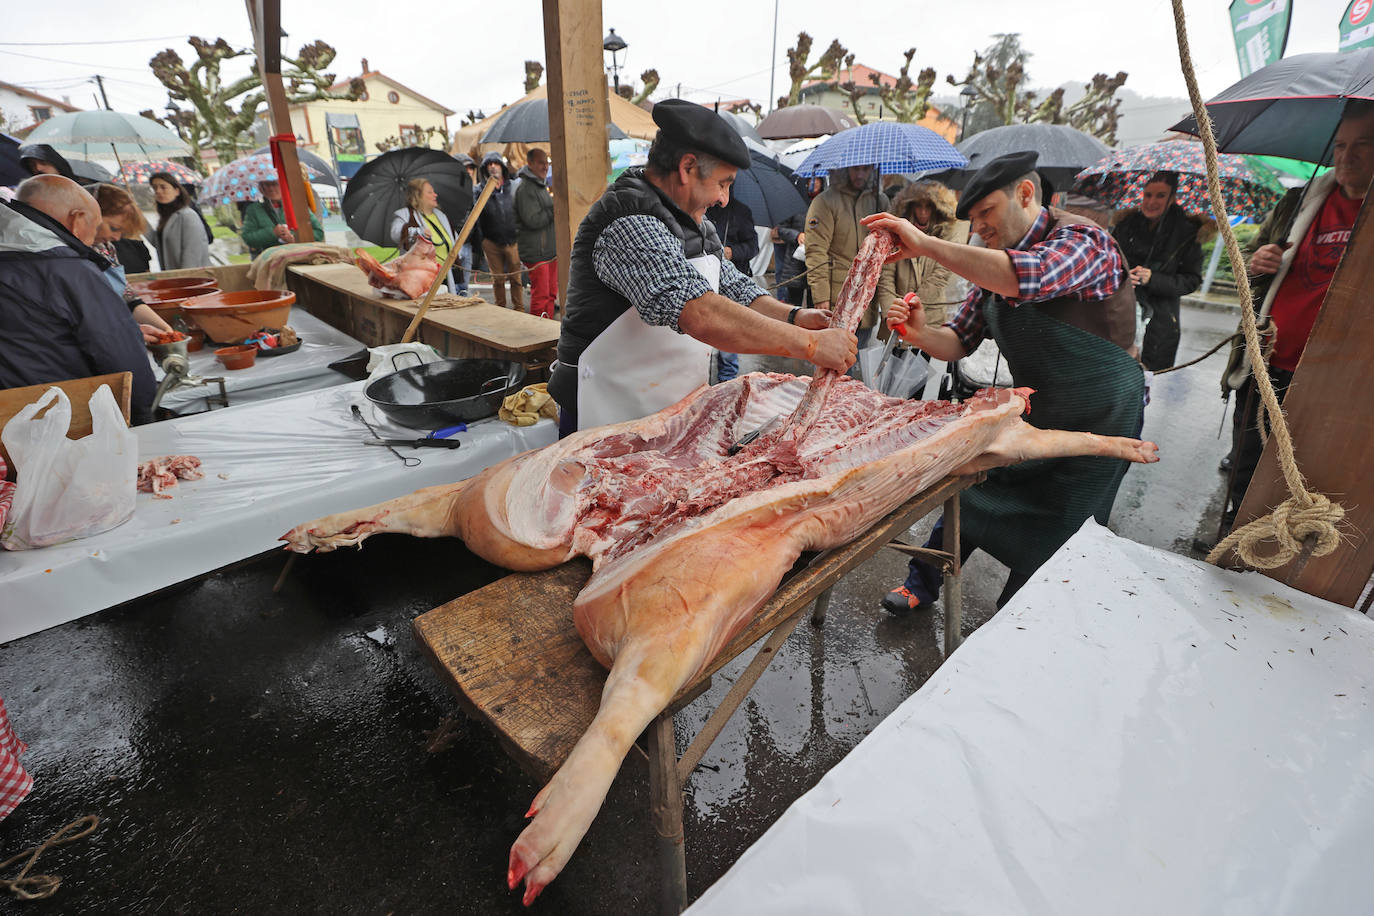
[1249,154,1327,186]
[25,110,190,159]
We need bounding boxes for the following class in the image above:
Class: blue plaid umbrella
[793,121,967,177]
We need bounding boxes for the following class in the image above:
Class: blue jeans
[717,351,739,382]
[455,243,472,294]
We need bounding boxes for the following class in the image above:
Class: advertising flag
[1340,0,1374,51]
[1229,0,1293,75]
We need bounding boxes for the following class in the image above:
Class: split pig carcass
[285,230,1158,903]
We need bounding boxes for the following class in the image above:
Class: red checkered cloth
[0,694,32,820]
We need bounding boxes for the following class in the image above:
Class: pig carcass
[354,237,441,299]
[283,374,1157,904]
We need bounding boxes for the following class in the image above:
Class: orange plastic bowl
[182,290,295,344]
[214,344,258,370]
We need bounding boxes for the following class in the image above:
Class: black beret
[955,150,1039,220]
[652,99,751,170]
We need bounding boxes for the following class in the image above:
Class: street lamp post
[959,84,978,140]
[603,28,628,95]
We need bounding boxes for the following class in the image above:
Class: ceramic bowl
[214,344,258,371]
[182,290,295,344]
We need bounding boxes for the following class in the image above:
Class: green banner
[1340,0,1374,51]
[1229,0,1292,76]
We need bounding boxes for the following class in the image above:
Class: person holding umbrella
[805,164,896,346]
[866,150,1144,612]
[547,99,855,435]
[1111,170,1203,371]
[18,144,76,183]
[241,178,324,259]
[1217,101,1374,537]
[389,178,459,293]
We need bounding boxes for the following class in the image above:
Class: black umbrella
[69,159,114,184]
[481,98,628,144]
[251,145,341,189]
[730,146,808,227]
[342,148,474,246]
[1169,49,1374,163]
[717,110,764,144]
[949,123,1112,189]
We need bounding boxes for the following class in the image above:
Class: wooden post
[646,713,687,915]
[541,0,612,304]
[246,0,313,244]
[942,493,962,657]
[1232,193,1374,605]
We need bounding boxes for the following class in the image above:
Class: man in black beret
[864,150,1146,612]
[547,99,856,434]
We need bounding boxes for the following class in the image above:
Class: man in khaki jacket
[804,164,896,342]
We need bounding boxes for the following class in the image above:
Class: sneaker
[881,585,927,614]
[1218,455,1232,473]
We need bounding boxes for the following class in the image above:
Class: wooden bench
[413,472,982,913]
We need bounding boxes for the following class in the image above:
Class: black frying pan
[365,358,526,428]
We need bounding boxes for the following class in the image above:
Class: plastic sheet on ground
[0,382,556,644]
[687,521,1374,916]
[153,308,364,412]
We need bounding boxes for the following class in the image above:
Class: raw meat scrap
[354,238,442,299]
[137,455,203,499]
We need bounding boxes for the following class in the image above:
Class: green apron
[960,295,1145,576]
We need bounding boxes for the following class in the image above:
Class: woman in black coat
[1112,170,1204,371]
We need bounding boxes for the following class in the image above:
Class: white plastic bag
[1,385,137,550]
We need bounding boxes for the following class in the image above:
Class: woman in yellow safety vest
[389,178,459,291]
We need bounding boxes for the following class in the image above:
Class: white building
[0,81,80,134]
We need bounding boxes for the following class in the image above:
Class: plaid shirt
[593,215,766,333]
[946,207,1125,352]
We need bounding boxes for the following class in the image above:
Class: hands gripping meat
[354,237,442,299]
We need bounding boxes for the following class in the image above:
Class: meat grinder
[149,338,228,413]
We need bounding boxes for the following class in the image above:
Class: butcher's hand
[860,212,930,262]
[1248,242,1287,276]
[806,327,857,371]
[886,295,926,346]
[795,308,834,330]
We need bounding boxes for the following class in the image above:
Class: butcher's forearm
[909,324,969,362]
[923,238,1019,298]
[679,293,814,359]
[747,295,793,322]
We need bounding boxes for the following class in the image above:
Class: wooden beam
[246,0,313,244]
[542,0,611,304]
[1232,192,1374,605]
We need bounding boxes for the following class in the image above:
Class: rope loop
[1207,493,1346,569]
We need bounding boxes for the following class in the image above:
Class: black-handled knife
[362,438,461,449]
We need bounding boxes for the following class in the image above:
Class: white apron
[575,254,719,430]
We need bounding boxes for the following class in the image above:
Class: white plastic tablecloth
[0,382,556,644]
[152,307,363,412]
[688,522,1374,916]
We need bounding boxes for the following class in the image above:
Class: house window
[399,124,421,146]
[387,91,400,104]
[333,126,365,156]
[29,106,52,122]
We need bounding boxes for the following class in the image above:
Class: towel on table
[246,243,356,291]
[499,382,559,427]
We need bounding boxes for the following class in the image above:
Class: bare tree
[374,125,449,153]
[615,69,660,106]
[784,32,848,107]
[872,49,937,124]
[524,61,543,94]
[460,109,487,127]
[149,37,363,171]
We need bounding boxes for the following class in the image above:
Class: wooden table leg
[942,493,963,658]
[647,712,687,915]
[810,585,833,628]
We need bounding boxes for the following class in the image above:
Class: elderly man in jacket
[1217,100,1374,536]
[804,164,896,345]
[0,176,157,424]
[515,148,557,318]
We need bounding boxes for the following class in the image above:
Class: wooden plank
[542,0,611,303]
[412,474,980,783]
[1233,190,1374,605]
[0,372,131,477]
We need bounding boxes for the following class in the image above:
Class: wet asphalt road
[0,303,1238,915]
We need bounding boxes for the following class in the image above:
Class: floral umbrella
[1072,141,1285,221]
[201,153,326,205]
[116,159,200,187]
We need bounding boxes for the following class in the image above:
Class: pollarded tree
[783,32,848,108]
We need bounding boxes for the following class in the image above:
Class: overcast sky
[1,0,1354,131]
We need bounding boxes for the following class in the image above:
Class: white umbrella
[779,134,831,171]
[26,110,191,160]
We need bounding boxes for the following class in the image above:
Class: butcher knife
[727,415,784,456]
[363,437,461,449]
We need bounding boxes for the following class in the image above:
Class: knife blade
[727,414,784,456]
[363,438,462,448]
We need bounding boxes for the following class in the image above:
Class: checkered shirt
[593,215,766,333]
[946,207,1125,352]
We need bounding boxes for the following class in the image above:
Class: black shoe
[1218,455,1232,473]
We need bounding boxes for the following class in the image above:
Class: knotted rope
[0,815,100,901]
[1169,0,1346,570]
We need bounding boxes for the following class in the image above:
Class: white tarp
[0,382,555,644]
[152,307,363,412]
[688,522,1374,916]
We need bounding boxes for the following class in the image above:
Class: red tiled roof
[802,64,898,92]
[0,81,82,114]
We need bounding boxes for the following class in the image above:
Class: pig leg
[952,423,1159,475]
[281,480,469,553]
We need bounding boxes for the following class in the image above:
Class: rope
[0,815,101,901]
[1168,0,1347,570]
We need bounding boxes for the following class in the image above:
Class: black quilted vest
[547,168,722,410]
